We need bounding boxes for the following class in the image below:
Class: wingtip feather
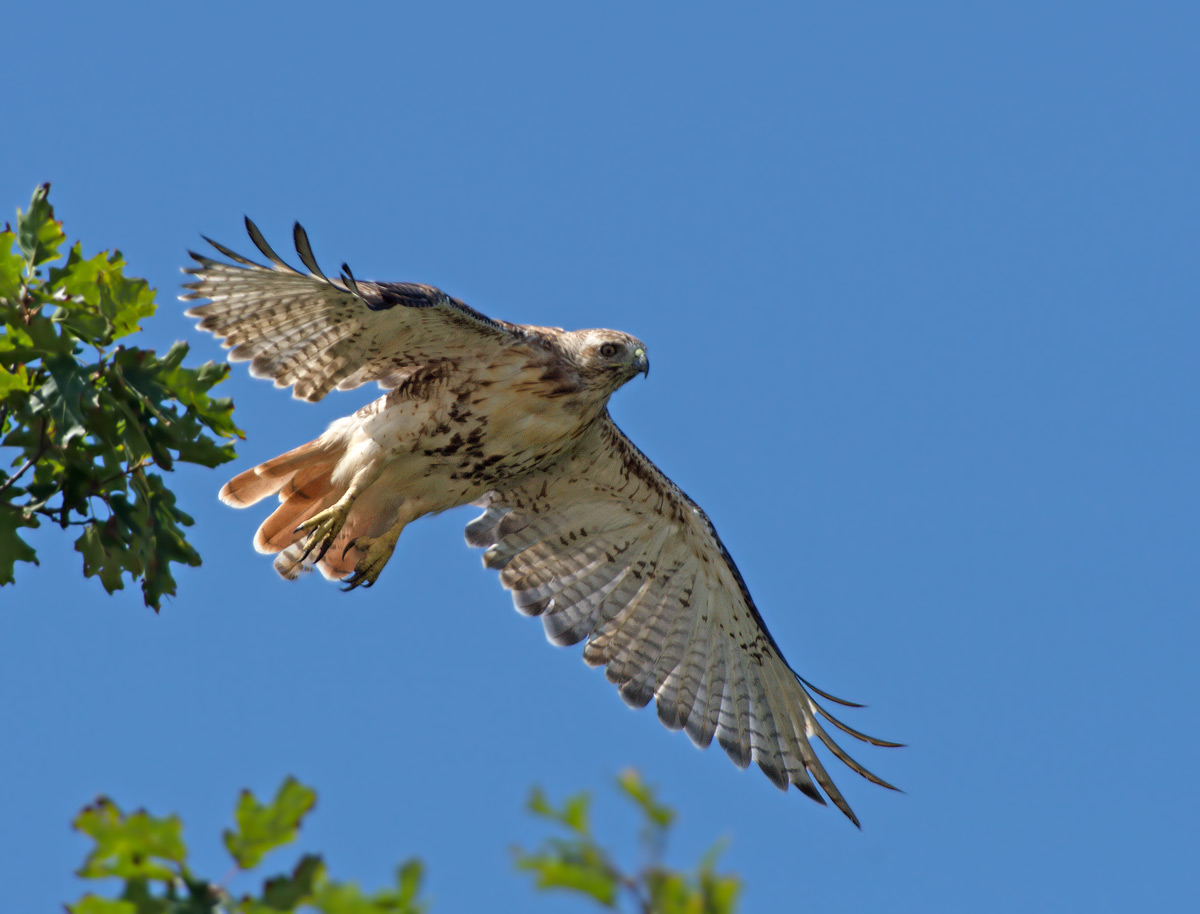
[293,222,329,281]
[244,217,291,270]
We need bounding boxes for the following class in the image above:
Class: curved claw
[296,528,334,565]
[341,570,376,592]
[294,502,353,567]
[339,529,401,592]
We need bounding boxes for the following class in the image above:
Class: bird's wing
[466,414,901,826]
[182,219,532,402]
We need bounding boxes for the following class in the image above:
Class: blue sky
[2,2,1197,910]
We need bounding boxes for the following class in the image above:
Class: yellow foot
[342,531,401,590]
[295,502,352,564]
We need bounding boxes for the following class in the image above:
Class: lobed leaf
[73,797,187,882]
[223,778,317,870]
[16,183,65,266]
[307,861,428,914]
[76,523,136,595]
[0,229,23,300]
[29,355,96,447]
[252,854,326,911]
[0,504,39,584]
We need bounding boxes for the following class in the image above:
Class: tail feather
[223,434,406,582]
[220,435,344,557]
[274,543,315,580]
[283,460,337,500]
[254,479,337,554]
[219,439,334,507]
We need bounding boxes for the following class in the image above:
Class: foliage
[0,184,241,609]
[68,774,739,913]
[515,769,741,913]
[69,777,427,914]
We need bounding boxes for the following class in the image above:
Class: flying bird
[182,219,900,825]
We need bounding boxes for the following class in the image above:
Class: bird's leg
[342,516,406,590]
[295,468,374,564]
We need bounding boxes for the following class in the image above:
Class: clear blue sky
[3,2,1196,910]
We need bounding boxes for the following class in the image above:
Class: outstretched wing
[181,219,530,401]
[466,415,901,826]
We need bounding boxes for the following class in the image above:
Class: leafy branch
[0,184,242,608]
[515,770,741,913]
[69,778,426,914]
[68,774,740,913]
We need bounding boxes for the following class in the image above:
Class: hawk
[182,219,900,825]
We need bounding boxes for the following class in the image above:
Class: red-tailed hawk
[183,220,900,825]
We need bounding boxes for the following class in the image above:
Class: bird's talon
[293,503,352,568]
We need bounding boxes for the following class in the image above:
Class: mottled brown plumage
[182,218,900,825]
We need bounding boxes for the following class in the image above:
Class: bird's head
[569,328,649,391]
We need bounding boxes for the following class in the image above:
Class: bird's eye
[599,342,620,358]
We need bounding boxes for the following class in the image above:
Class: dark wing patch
[465,414,902,827]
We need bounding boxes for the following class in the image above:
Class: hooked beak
[633,347,649,378]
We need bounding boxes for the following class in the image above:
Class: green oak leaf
[223,778,317,870]
[139,472,201,609]
[308,861,428,914]
[48,242,110,305]
[76,522,136,594]
[16,183,65,266]
[0,504,39,584]
[30,355,97,446]
[254,854,325,911]
[3,308,78,363]
[73,797,187,882]
[99,263,157,340]
[0,229,23,300]
[0,362,33,400]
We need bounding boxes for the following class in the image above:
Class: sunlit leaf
[616,768,675,828]
[73,797,187,881]
[395,859,424,906]
[515,852,618,907]
[645,869,690,914]
[699,868,742,914]
[307,862,428,914]
[0,229,23,300]
[526,786,593,834]
[224,778,317,870]
[67,894,138,914]
[99,266,157,340]
[16,183,65,266]
[0,363,33,400]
